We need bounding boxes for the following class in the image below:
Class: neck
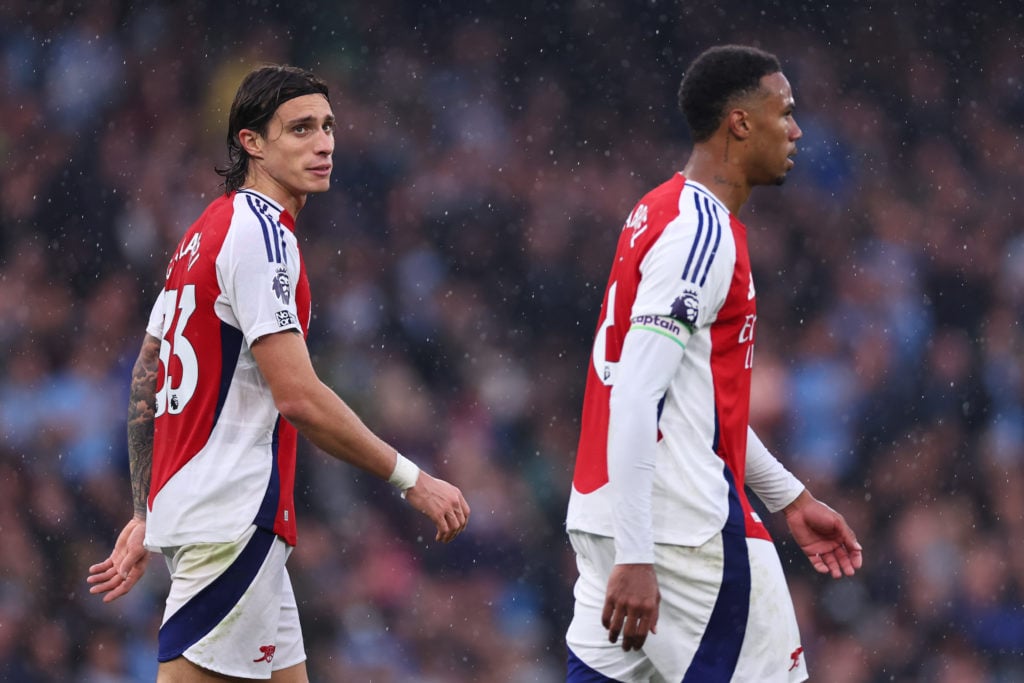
[682,142,751,215]
[242,174,305,218]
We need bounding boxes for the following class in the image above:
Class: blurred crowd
[1,1,1022,681]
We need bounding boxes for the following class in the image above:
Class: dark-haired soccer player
[565,45,863,682]
[88,65,470,682]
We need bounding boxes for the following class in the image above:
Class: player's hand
[783,489,863,578]
[602,563,660,651]
[403,472,470,543]
[87,516,150,603]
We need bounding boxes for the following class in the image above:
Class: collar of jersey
[682,178,730,215]
[237,188,284,212]
[236,189,296,231]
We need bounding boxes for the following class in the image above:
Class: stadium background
[1,0,1023,680]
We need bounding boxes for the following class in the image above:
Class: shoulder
[632,176,733,240]
[216,191,293,261]
[634,173,688,225]
[181,193,258,251]
[618,175,688,255]
[225,191,284,233]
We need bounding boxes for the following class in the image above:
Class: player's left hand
[87,516,150,602]
[783,489,863,578]
[403,471,471,543]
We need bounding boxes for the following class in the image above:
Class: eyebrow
[285,114,335,127]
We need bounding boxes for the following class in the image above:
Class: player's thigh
[565,531,661,683]
[639,534,727,679]
[270,661,309,682]
[157,657,308,682]
[733,538,806,682]
[157,655,244,681]
[160,527,305,679]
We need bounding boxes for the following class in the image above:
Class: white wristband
[388,453,420,496]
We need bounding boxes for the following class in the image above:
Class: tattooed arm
[87,334,161,603]
[127,334,160,519]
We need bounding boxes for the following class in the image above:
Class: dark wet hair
[677,45,781,143]
[216,65,330,194]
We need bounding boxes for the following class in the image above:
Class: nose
[790,117,803,141]
[316,128,334,155]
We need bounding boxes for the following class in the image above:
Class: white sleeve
[745,427,804,512]
[608,326,688,564]
[632,218,721,333]
[145,290,166,339]
[218,221,303,347]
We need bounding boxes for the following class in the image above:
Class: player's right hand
[603,563,660,651]
[403,472,470,543]
[87,516,150,603]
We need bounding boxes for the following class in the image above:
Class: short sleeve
[216,221,303,347]
[146,289,166,339]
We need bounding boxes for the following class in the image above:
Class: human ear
[727,109,750,140]
[239,129,263,158]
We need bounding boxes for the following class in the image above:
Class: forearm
[284,380,398,480]
[745,427,804,512]
[127,335,160,519]
[251,331,400,481]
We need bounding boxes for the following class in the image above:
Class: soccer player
[87,65,470,682]
[565,45,863,682]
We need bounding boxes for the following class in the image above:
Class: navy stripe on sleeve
[690,196,717,282]
[245,195,276,262]
[681,192,706,282]
[264,205,283,263]
[698,206,723,287]
[277,225,288,264]
[681,192,723,286]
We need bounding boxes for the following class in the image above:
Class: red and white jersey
[144,189,310,549]
[567,175,771,546]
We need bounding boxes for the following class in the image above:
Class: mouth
[308,165,332,178]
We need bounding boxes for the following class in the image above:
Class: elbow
[274,392,320,430]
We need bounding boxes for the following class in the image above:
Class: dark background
[1,1,1023,680]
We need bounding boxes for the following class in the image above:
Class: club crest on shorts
[788,646,803,671]
[253,644,276,663]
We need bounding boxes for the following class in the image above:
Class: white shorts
[566,530,807,683]
[158,525,306,679]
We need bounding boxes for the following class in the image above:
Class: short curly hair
[216,65,330,194]
[678,45,781,143]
